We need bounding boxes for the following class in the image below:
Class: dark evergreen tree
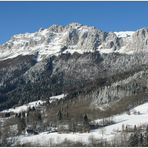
[146,125,148,133]
[134,125,137,132]
[32,106,35,111]
[71,122,76,133]
[128,133,139,146]
[83,114,90,132]
[83,114,88,123]
[144,125,148,146]
[57,110,62,120]
[17,118,26,135]
[139,133,144,146]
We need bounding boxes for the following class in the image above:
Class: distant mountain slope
[0,23,148,111]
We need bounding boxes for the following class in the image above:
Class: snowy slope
[130,102,148,114]
[2,94,66,113]
[2,100,45,113]
[13,102,148,146]
[94,102,148,135]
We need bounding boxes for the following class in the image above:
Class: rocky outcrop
[1,23,148,61]
[126,28,148,52]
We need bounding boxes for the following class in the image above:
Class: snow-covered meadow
[12,102,148,146]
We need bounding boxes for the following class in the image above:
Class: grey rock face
[126,28,148,52]
[0,23,148,61]
[104,32,122,50]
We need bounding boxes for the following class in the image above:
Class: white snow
[0,29,68,61]
[130,102,148,114]
[97,31,135,55]
[94,102,148,137]
[114,31,134,38]
[2,100,45,113]
[13,102,148,146]
[49,94,67,103]
[15,132,93,146]
[50,94,66,100]
[99,48,115,54]
[0,25,137,62]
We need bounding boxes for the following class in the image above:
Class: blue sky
[0,2,148,44]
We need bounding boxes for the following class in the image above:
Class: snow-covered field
[13,102,148,146]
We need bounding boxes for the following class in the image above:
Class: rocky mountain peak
[0,23,148,62]
[67,22,82,28]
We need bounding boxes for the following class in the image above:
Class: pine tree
[134,125,137,132]
[143,125,148,146]
[128,133,139,146]
[146,125,148,133]
[83,114,88,123]
[57,110,62,120]
[139,133,144,146]
[83,114,90,132]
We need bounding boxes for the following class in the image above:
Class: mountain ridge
[0,23,147,62]
[0,23,148,111]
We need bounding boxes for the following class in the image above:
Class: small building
[25,128,38,135]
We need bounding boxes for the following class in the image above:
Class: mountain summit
[1,23,147,62]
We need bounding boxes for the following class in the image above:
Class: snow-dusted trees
[127,125,148,146]
[143,125,148,146]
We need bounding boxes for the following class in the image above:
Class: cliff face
[1,23,148,62]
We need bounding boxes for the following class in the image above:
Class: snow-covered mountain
[1,23,148,147]
[1,23,148,62]
[0,23,104,61]
[1,23,148,111]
